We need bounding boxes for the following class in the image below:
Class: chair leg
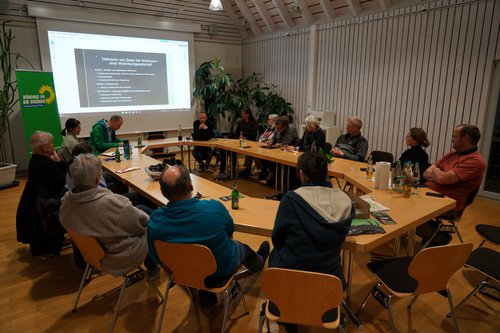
[453,223,464,243]
[234,281,249,315]
[266,317,271,333]
[387,294,397,333]
[449,280,487,316]
[109,276,127,333]
[446,288,461,333]
[221,289,231,333]
[407,295,419,310]
[258,312,265,333]
[156,279,173,333]
[422,222,443,249]
[144,271,164,302]
[72,263,92,312]
[357,284,379,315]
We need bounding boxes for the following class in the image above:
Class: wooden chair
[153,241,249,333]
[357,243,473,333]
[146,133,176,161]
[451,225,499,315]
[370,150,394,164]
[258,268,345,333]
[68,229,163,333]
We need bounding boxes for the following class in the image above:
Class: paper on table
[360,196,390,212]
[116,167,141,174]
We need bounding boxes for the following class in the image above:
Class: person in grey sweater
[331,116,368,162]
[60,154,149,276]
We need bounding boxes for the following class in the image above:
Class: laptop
[191,132,212,141]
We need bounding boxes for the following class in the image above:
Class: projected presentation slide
[75,49,168,107]
[48,31,190,115]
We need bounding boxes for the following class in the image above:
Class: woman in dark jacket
[295,115,326,152]
[397,127,431,181]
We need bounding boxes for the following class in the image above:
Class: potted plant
[193,59,294,135]
[0,20,33,187]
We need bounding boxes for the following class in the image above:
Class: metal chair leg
[387,294,397,333]
[407,295,419,309]
[422,222,443,249]
[266,317,271,333]
[448,279,490,317]
[109,277,127,333]
[221,289,231,333]
[144,271,164,302]
[446,289,461,333]
[453,223,464,243]
[234,281,249,314]
[258,312,265,333]
[156,278,173,333]
[357,284,378,315]
[72,263,92,312]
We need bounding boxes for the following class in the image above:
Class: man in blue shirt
[147,165,269,286]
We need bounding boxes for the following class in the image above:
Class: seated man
[148,165,269,286]
[289,115,326,152]
[269,151,353,332]
[60,154,155,276]
[16,131,67,256]
[88,115,124,155]
[417,124,486,245]
[192,111,215,172]
[331,116,368,161]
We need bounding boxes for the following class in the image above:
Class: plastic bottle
[412,162,420,189]
[123,139,130,160]
[239,131,244,148]
[137,136,142,148]
[231,181,239,210]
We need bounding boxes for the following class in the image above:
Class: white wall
[243,0,500,165]
[4,20,242,171]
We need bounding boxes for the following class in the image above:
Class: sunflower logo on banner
[39,85,56,105]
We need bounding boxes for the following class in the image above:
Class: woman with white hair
[288,115,326,152]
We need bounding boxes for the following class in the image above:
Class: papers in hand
[360,196,390,212]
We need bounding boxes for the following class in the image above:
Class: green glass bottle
[137,136,142,148]
[231,181,239,210]
[115,146,121,162]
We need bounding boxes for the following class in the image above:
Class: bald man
[16,131,66,256]
[147,165,269,287]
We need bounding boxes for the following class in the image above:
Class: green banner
[15,70,62,158]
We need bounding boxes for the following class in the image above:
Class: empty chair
[258,268,345,333]
[370,150,394,164]
[154,241,250,333]
[357,243,473,333]
[68,229,163,333]
[146,133,176,161]
[452,224,499,314]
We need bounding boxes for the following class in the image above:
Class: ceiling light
[209,0,223,11]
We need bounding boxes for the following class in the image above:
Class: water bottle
[123,139,130,160]
[115,146,121,162]
[239,131,244,148]
[402,163,413,198]
[177,125,183,141]
[366,155,374,179]
[137,136,142,148]
[412,162,420,189]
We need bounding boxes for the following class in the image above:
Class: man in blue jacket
[147,165,269,287]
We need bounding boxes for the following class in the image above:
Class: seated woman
[217,109,258,179]
[60,118,81,162]
[397,127,431,182]
[287,115,326,152]
[255,113,278,180]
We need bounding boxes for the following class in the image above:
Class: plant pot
[0,162,17,187]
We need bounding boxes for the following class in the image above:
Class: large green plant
[193,59,293,134]
[0,21,33,163]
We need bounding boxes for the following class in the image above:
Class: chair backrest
[154,241,217,289]
[324,142,333,152]
[67,229,105,272]
[370,150,394,164]
[261,268,344,328]
[408,243,473,294]
[147,133,166,141]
